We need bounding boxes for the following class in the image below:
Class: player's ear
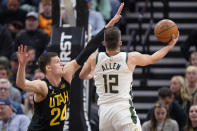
[102,41,106,47]
[120,41,122,46]
[46,65,51,72]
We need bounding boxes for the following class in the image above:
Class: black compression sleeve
[76,28,105,66]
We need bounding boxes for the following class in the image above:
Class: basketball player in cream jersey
[79,27,179,131]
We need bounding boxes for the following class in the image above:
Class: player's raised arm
[16,45,47,94]
[129,33,179,66]
[63,3,124,84]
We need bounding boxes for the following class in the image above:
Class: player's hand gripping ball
[154,19,178,43]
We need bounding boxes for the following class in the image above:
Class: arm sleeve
[76,28,104,66]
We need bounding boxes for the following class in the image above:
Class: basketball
[154,19,178,43]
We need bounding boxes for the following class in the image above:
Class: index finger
[116,2,124,15]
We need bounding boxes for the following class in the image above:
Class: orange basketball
[154,19,178,43]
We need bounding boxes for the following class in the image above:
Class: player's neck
[106,49,120,56]
[46,74,61,87]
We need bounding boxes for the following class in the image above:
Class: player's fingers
[172,34,176,39]
[116,2,124,15]
[18,46,21,53]
[24,45,27,55]
[21,44,23,53]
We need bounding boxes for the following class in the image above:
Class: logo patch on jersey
[60,84,66,89]
[51,90,56,95]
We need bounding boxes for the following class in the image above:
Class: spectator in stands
[190,52,197,67]
[181,29,197,61]
[0,24,14,59]
[185,66,197,104]
[0,65,22,103]
[0,98,30,131]
[142,100,179,131]
[22,92,34,119]
[0,0,27,38]
[39,0,52,36]
[33,69,45,80]
[0,78,23,114]
[91,0,111,21]
[184,104,197,131]
[158,87,186,131]
[110,0,121,17]
[87,0,105,36]
[26,46,37,75]
[20,0,40,8]
[9,52,19,89]
[147,87,187,131]
[0,56,10,69]
[170,75,191,114]
[15,11,49,60]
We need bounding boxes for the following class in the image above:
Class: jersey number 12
[103,74,119,93]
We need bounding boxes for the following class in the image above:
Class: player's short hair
[38,52,58,73]
[104,27,121,50]
[158,87,173,98]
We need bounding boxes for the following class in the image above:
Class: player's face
[170,77,180,94]
[154,107,167,123]
[189,105,197,123]
[49,56,63,76]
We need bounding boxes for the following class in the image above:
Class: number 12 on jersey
[103,74,119,93]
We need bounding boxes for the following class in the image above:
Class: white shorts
[98,101,142,131]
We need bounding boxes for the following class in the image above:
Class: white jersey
[94,52,133,105]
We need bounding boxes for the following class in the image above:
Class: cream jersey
[94,52,133,105]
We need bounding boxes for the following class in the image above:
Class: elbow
[16,80,25,89]
[16,81,21,89]
[79,73,85,80]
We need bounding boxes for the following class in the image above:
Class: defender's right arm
[16,45,47,94]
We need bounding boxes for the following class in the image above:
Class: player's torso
[28,78,70,131]
[94,52,133,105]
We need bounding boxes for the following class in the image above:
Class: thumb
[172,34,176,39]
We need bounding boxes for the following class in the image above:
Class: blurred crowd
[0,0,197,131]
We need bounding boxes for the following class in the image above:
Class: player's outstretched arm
[16,45,47,94]
[63,3,124,84]
[129,33,179,66]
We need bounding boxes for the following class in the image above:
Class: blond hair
[171,76,192,108]
[186,66,197,73]
[0,78,11,87]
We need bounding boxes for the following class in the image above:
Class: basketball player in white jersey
[79,27,179,131]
